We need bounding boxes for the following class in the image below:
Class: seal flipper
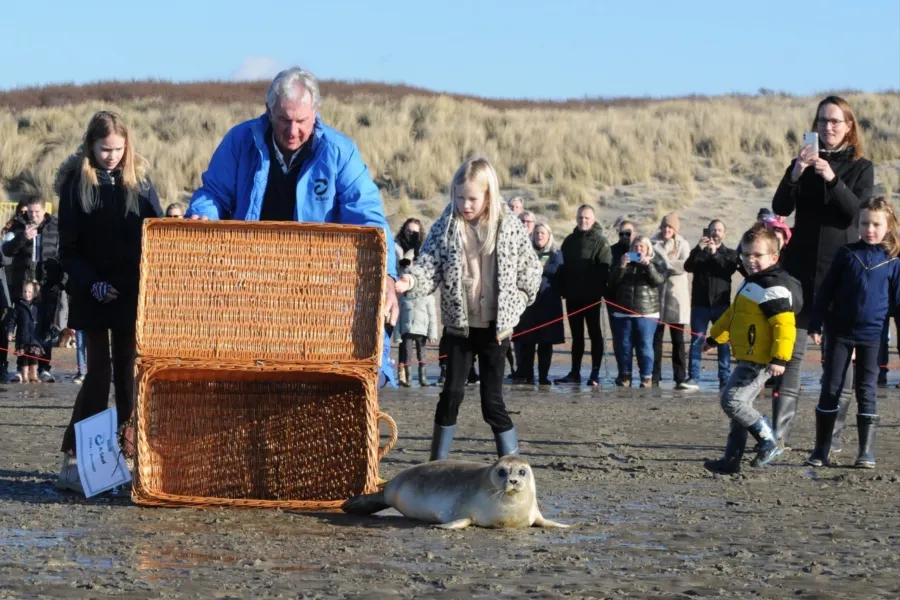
[532,512,570,529]
[342,492,390,516]
[434,518,472,530]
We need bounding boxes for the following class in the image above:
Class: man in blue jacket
[187,67,399,327]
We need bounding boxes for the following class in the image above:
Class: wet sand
[1,347,898,599]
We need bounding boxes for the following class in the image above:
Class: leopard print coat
[405,204,542,340]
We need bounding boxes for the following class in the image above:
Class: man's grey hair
[266,68,321,110]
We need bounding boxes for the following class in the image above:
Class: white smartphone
[802,131,819,154]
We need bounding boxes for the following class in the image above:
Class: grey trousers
[721,361,771,427]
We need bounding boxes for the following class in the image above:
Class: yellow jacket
[708,266,802,366]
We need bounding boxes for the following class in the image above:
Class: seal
[342,456,569,529]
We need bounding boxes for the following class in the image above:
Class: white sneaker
[676,379,700,391]
[39,371,56,383]
[55,455,84,494]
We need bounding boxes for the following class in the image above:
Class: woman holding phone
[771,95,875,454]
[608,235,669,388]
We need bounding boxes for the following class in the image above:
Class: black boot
[855,414,878,469]
[437,365,446,385]
[494,426,520,457]
[0,361,8,384]
[747,416,779,467]
[704,420,749,474]
[805,407,839,467]
[771,389,798,453]
[831,390,851,453]
[429,423,456,461]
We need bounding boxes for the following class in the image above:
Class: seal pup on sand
[342,456,569,529]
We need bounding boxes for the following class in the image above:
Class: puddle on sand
[0,527,85,549]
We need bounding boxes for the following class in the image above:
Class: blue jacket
[809,241,900,341]
[187,114,397,279]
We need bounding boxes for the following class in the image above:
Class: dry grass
[1,82,898,235]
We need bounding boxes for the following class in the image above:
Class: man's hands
[384,278,399,327]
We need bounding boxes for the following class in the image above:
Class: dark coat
[0,263,9,312]
[6,298,41,348]
[772,147,875,328]
[515,245,565,345]
[609,253,668,315]
[684,243,739,308]
[558,223,612,307]
[809,241,900,342]
[56,153,162,331]
[1,213,62,300]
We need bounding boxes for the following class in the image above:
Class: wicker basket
[132,360,397,510]
[132,220,396,510]
[136,220,387,364]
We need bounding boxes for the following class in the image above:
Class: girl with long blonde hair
[54,111,162,494]
[395,156,541,460]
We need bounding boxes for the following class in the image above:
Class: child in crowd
[395,218,438,387]
[704,224,802,474]
[5,281,43,383]
[608,235,668,388]
[806,197,900,469]
[396,156,541,459]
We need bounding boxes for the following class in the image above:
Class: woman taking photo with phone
[608,235,668,388]
[771,95,875,454]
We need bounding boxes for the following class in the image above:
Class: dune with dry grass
[0,81,898,240]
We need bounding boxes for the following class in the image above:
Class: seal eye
[518,469,527,477]
[497,468,508,478]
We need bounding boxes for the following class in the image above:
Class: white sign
[75,408,132,498]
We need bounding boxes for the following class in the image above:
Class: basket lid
[136,220,386,364]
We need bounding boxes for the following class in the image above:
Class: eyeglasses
[619,231,633,237]
[522,219,535,224]
[740,252,773,260]
[816,118,846,127]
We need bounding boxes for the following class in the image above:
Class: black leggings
[61,327,136,454]
[435,326,513,433]
[399,333,426,366]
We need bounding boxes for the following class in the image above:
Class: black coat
[515,246,565,345]
[684,243,738,308]
[773,148,874,328]
[558,223,612,307]
[57,161,162,330]
[1,213,61,300]
[607,239,633,301]
[609,253,668,315]
[6,298,40,348]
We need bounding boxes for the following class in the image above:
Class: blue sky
[2,0,898,98]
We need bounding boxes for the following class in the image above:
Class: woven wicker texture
[132,360,397,510]
[136,220,387,364]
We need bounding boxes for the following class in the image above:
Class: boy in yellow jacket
[703,224,803,473]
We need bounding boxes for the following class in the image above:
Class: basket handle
[376,411,398,461]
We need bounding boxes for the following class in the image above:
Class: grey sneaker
[677,379,700,391]
[55,455,84,494]
[73,372,85,385]
[39,371,56,383]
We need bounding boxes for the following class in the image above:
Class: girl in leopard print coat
[396,156,541,461]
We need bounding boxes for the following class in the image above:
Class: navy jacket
[6,298,41,348]
[809,241,900,341]
[515,245,565,345]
